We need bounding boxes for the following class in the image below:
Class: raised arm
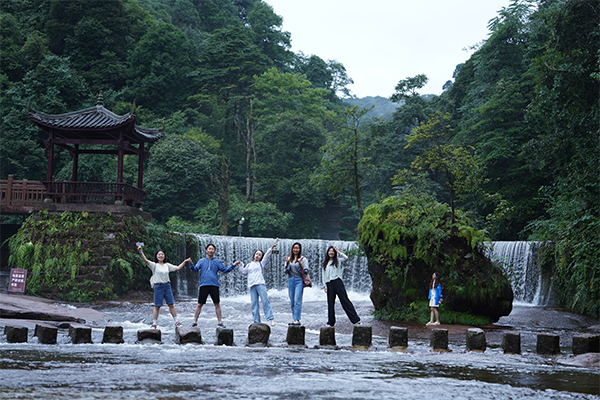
[138,245,151,266]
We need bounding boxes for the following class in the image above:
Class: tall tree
[311,106,373,219]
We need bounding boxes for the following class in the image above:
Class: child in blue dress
[426,272,443,325]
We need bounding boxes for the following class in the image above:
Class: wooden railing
[0,175,145,213]
[0,175,46,211]
[43,181,145,206]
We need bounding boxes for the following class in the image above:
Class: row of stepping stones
[3,323,599,355]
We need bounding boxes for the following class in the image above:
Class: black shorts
[197,285,220,305]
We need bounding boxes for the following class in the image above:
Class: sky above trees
[266,0,514,97]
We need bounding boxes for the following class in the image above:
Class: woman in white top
[240,240,278,326]
[322,246,361,327]
[138,245,191,329]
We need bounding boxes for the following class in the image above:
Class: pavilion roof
[28,101,164,143]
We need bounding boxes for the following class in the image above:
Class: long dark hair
[322,246,338,270]
[288,242,302,263]
[253,250,264,262]
[154,249,167,263]
[429,272,440,289]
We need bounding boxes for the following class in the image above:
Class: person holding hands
[240,240,278,326]
[138,245,191,329]
[190,243,241,328]
[322,246,361,327]
[285,242,309,325]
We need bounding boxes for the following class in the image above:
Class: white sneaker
[426,322,433,326]
[270,319,276,327]
[433,321,440,325]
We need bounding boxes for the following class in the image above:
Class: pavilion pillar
[71,144,79,182]
[46,131,54,182]
[117,131,124,201]
[137,143,145,189]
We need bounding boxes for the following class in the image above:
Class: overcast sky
[265,0,514,98]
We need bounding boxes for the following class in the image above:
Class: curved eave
[28,105,164,144]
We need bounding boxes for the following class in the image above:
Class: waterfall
[174,235,371,298]
[490,241,553,306]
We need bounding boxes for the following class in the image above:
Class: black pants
[326,278,360,326]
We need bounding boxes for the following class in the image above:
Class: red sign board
[8,268,28,293]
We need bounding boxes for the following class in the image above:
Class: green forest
[1,0,598,316]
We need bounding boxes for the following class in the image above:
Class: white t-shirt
[147,261,178,284]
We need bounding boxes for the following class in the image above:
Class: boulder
[136,328,161,344]
[537,333,560,355]
[216,327,234,346]
[5,326,28,343]
[248,323,269,347]
[352,325,372,348]
[35,323,57,344]
[572,334,599,355]
[286,325,305,346]
[389,326,408,348]
[502,332,521,354]
[319,326,336,348]
[430,328,448,351]
[102,325,124,344]
[176,326,202,345]
[466,328,486,352]
[69,324,93,344]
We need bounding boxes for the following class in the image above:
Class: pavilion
[28,94,164,207]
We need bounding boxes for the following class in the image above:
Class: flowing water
[0,237,598,399]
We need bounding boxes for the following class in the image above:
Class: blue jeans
[250,284,274,323]
[288,277,304,321]
[153,282,174,307]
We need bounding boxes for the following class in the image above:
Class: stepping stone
[430,328,448,351]
[5,326,28,343]
[466,328,486,352]
[35,323,57,344]
[69,324,93,344]
[352,325,372,348]
[536,333,560,355]
[389,326,408,349]
[217,327,234,346]
[572,334,600,355]
[319,326,336,348]
[136,328,161,344]
[177,326,202,345]
[286,324,305,346]
[502,332,521,354]
[102,324,124,344]
[248,323,269,347]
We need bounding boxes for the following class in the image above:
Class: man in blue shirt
[190,243,240,328]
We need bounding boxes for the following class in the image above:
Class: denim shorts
[154,282,174,306]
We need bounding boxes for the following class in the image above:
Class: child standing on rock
[426,272,443,326]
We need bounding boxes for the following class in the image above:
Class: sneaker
[426,322,433,326]
[151,323,157,329]
[294,320,301,325]
[325,323,333,328]
[191,322,197,327]
[269,319,276,327]
[354,321,362,326]
[175,321,182,328]
[433,321,441,325]
[217,322,226,328]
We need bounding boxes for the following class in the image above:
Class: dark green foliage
[373,301,491,326]
[144,134,217,222]
[358,194,513,322]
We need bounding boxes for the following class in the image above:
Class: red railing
[43,181,145,206]
[0,175,46,211]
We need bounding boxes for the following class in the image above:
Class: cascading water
[490,241,553,306]
[174,235,371,298]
